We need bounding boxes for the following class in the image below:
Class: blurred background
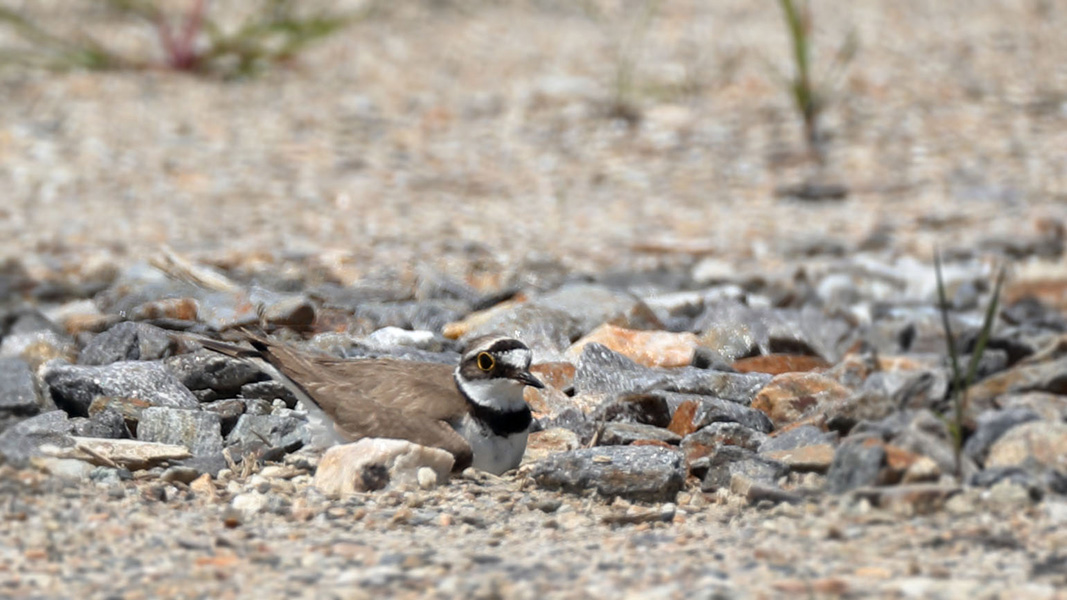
[0,0,1064,282]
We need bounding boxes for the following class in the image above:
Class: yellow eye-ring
[477,352,495,371]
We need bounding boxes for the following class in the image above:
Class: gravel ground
[2,1,1067,598]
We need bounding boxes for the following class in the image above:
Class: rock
[902,455,942,483]
[77,321,178,365]
[731,354,831,375]
[70,409,128,439]
[164,350,265,401]
[591,394,672,428]
[566,324,696,368]
[31,456,96,480]
[759,425,837,454]
[0,308,78,369]
[0,357,41,431]
[349,300,467,336]
[226,414,308,452]
[986,422,1067,471]
[534,282,662,334]
[763,444,836,473]
[698,446,789,492]
[682,422,767,456]
[968,355,1067,410]
[41,360,198,417]
[696,302,851,363]
[231,492,269,518]
[573,344,769,405]
[660,392,774,433]
[200,398,246,433]
[853,484,961,515]
[997,392,1067,423]
[599,422,681,446]
[530,446,685,502]
[0,410,74,466]
[889,411,978,479]
[137,407,223,457]
[751,372,853,428]
[239,380,299,409]
[445,302,580,361]
[87,396,154,429]
[826,436,887,494]
[365,327,440,351]
[43,437,190,470]
[523,427,582,463]
[256,292,316,331]
[963,408,1042,465]
[312,439,454,497]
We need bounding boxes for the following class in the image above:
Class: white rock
[312,438,454,498]
[366,326,437,350]
[231,492,268,517]
[417,466,438,490]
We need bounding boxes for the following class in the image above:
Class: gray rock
[460,304,581,362]
[660,392,774,433]
[164,350,265,400]
[759,425,837,454]
[227,414,308,452]
[964,408,1042,465]
[969,466,1047,500]
[574,344,769,404]
[0,357,41,431]
[683,422,767,453]
[350,301,467,335]
[968,355,1067,410]
[599,422,681,446]
[201,398,246,433]
[695,301,852,363]
[70,409,128,439]
[241,397,274,416]
[891,410,978,479]
[42,360,199,417]
[0,410,74,466]
[0,308,77,368]
[137,407,223,457]
[530,446,685,502]
[77,321,178,365]
[365,327,442,352]
[240,380,300,409]
[827,435,887,494]
[696,446,789,492]
[533,283,661,334]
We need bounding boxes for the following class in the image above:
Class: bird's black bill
[515,370,545,389]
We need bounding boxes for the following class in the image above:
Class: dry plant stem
[157,0,208,70]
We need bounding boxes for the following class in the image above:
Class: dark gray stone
[0,410,74,466]
[70,409,129,439]
[695,301,852,363]
[227,414,308,452]
[599,422,681,446]
[759,425,837,454]
[699,447,789,492]
[164,350,265,399]
[683,422,768,453]
[137,407,223,456]
[530,446,685,502]
[78,321,178,365]
[241,397,274,416]
[42,360,199,417]
[240,380,299,409]
[827,435,886,494]
[964,408,1042,465]
[349,301,468,336]
[201,398,246,434]
[574,344,770,405]
[660,392,774,433]
[0,357,41,430]
[969,466,1045,500]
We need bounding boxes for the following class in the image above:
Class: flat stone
[365,327,439,351]
[566,324,696,368]
[523,427,582,464]
[0,357,41,429]
[70,410,128,439]
[660,392,774,433]
[226,414,309,452]
[699,447,789,492]
[986,421,1067,471]
[43,437,190,470]
[573,343,770,405]
[534,282,662,334]
[751,372,853,428]
[530,445,685,502]
[592,393,672,428]
[77,321,177,365]
[732,354,831,375]
[313,438,454,497]
[963,408,1042,465]
[41,360,198,417]
[599,422,681,446]
[968,355,1067,410]
[759,425,837,453]
[137,407,223,457]
[682,422,767,456]
[447,303,580,362]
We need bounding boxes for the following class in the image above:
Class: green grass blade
[934,250,963,391]
[963,265,1006,388]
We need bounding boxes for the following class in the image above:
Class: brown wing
[248,336,473,470]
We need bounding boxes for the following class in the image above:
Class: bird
[196,331,544,475]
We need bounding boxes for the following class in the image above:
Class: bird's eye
[477,352,495,371]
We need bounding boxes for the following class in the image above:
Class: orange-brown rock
[731,354,830,375]
[566,324,697,368]
[763,444,835,473]
[667,400,701,437]
[751,372,853,428]
[523,428,581,464]
[530,361,576,391]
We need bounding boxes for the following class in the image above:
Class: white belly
[454,415,529,475]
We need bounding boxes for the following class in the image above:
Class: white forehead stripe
[497,349,531,369]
